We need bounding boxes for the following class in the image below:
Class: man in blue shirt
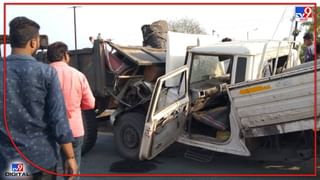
[303,32,314,63]
[0,16,78,179]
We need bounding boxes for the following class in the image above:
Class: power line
[271,7,288,40]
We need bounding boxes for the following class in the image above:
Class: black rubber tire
[81,110,98,156]
[114,112,145,160]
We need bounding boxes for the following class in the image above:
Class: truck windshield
[190,54,233,83]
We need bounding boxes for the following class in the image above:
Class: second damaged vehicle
[113,39,319,162]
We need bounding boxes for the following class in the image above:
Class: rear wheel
[114,112,145,160]
[82,110,98,155]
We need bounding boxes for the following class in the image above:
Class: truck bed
[107,42,166,66]
[229,62,319,136]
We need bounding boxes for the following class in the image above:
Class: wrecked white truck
[112,38,319,162]
[3,28,317,162]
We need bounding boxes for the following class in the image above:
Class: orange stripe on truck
[240,85,271,95]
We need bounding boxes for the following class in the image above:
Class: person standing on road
[0,16,78,179]
[303,32,314,63]
[48,41,95,179]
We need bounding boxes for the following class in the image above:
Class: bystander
[48,41,95,180]
[0,16,78,180]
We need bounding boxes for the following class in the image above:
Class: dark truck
[67,39,166,155]
[1,34,166,155]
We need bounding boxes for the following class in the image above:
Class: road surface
[57,121,319,179]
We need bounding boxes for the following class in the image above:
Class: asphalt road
[57,122,319,180]
[76,136,318,179]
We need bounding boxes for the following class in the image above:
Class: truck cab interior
[187,54,233,141]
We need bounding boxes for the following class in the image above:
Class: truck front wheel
[114,112,145,160]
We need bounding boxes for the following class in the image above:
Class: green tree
[168,17,207,35]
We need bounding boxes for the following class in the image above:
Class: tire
[114,112,146,160]
[82,110,98,155]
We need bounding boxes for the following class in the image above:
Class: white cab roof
[190,40,293,56]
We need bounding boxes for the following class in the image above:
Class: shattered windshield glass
[190,54,233,83]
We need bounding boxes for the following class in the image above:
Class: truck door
[139,66,189,160]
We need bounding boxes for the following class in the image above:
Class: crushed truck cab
[134,40,318,161]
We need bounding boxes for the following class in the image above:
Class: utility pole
[247,28,258,40]
[70,6,81,50]
[212,29,215,36]
[292,21,299,47]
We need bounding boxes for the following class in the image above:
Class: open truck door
[139,66,189,160]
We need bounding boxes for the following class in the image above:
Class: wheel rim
[121,125,140,149]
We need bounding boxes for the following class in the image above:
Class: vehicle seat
[192,106,230,131]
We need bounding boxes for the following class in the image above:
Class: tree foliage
[168,17,207,35]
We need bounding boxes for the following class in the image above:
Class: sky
[0,0,317,53]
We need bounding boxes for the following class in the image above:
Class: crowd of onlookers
[0,16,95,180]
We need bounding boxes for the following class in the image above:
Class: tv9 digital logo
[295,6,313,21]
[11,163,24,172]
[3,161,31,178]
